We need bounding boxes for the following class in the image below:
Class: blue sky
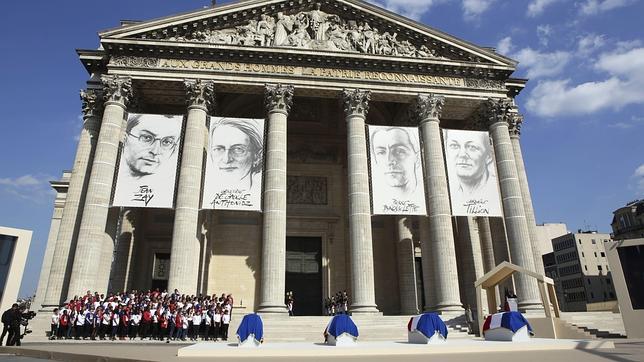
[1,0,642,298]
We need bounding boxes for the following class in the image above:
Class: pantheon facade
[34,0,545,316]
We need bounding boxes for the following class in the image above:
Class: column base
[426,302,463,314]
[519,299,546,313]
[349,304,381,315]
[256,304,289,316]
[400,308,420,315]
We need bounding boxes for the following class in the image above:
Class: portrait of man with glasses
[202,117,265,211]
[112,113,183,208]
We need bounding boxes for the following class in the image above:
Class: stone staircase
[560,311,627,338]
[257,314,472,342]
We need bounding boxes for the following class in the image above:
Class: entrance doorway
[286,236,323,316]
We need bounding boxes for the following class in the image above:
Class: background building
[547,231,616,312]
[535,223,568,266]
[611,199,644,240]
[0,226,32,313]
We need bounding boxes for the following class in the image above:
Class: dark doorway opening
[151,279,168,292]
[286,236,323,316]
[151,252,170,292]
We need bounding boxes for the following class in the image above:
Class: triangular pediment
[100,0,515,67]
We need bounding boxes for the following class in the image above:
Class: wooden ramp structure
[475,261,562,338]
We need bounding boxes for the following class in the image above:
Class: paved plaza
[1,339,643,362]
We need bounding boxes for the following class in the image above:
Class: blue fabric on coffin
[502,312,532,333]
[326,315,359,338]
[408,313,449,339]
[483,311,533,334]
[236,313,264,343]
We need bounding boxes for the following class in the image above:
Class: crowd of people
[49,289,234,343]
[323,291,349,316]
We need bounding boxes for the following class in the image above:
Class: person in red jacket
[58,310,69,340]
[119,310,129,340]
[140,307,152,340]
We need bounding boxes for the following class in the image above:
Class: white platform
[177,338,614,357]
[408,330,447,344]
[238,333,262,348]
[326,333,358,346]
[485,326,531,342]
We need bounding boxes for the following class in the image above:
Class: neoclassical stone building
[35,0,545,316]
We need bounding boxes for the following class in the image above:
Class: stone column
[42,90,102,308]
[509,112,545,274]
[167,80,215,294]
[396,216,419,315]
[412,94,462,312]
[34,175,68,310]
[343,89,379,314]
[67,76,132,299]
[418,217,436,310]
[257,84,293,314]
[490,217,514,305]
[455,217,485,310]
[97,207,119,294]
[108,209,137,292]
[477,217,496,273]
[484,99,541,310]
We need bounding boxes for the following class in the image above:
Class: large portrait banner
[202,117,265,211]
[112,113,183,208]
[368,125,427,215]
[443,129,503,217]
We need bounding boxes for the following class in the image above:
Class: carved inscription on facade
[287,176,327,205]
[157,58,465,87]
[110,56,503,89]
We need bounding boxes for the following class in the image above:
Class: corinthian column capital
[184,79,216,113]
[101,75,133,106]
[342,88,370,118]
[508,110,523,138]
[483,98,514,128]
[411,93,444,124]
[264,84,294,115]
[80,89,103,120]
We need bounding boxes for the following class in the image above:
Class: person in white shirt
[130,310,141,340]
[49,308,59,340]
[191,310,202,341]
[203,310,212,341]
[110,310,120,340]
[181,312,189,341]
[212,307,222,341]
[100,309,111,340]
[221,310,231,341]
[75,310,85,340]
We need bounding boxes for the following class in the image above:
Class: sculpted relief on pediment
[166,4,449,60]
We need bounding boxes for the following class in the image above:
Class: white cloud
[0,175,41,187]
[615,39,642,52]
[462,0,497,19]
[580,0,636,15]
[0,174,56,203]
[577,34,606,56]
[526,47,644,117]
[595,47,644,76]
[369,0,497,20]
[369,0,449,20]
[537,25,553,47]
[496,36,513,55]
[527,0,560,17]
[513,47,572,78]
